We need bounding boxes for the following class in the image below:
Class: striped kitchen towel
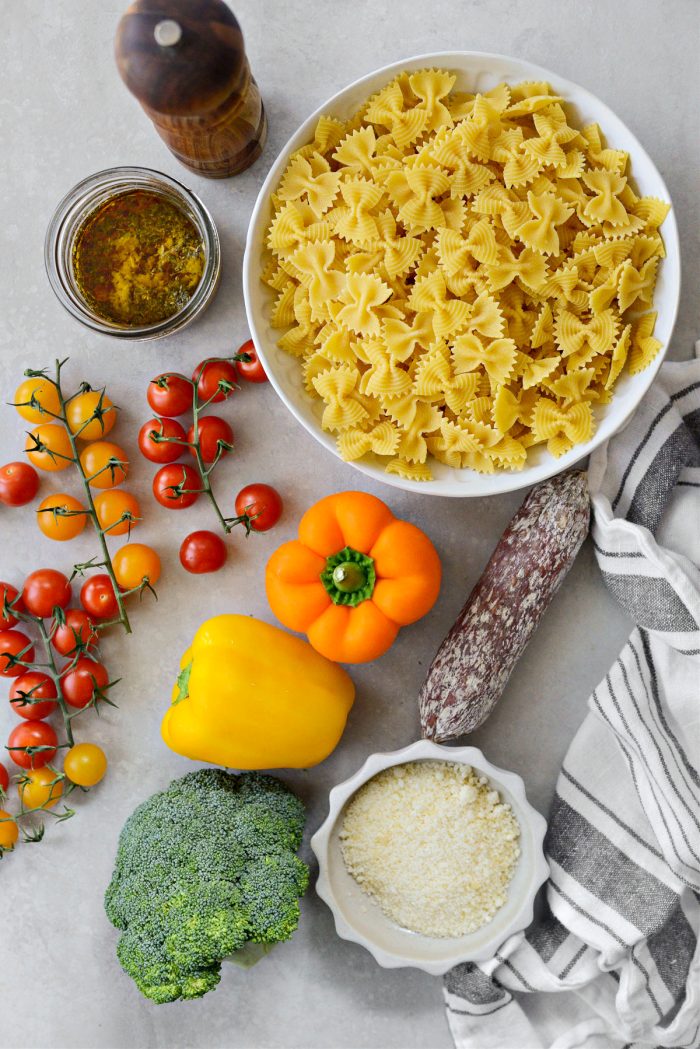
[444,352,700,1049]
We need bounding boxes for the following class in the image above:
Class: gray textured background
[1,1,698,1047]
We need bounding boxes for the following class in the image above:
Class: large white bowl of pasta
[243,52,680,497]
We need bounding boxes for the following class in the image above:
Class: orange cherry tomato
[94,489,141,536]
[25,424,72,472]
[66,390,116,440]
[113,543,161,590]
[0,811,19,850]
[79,441,128,489]
[14,377,61,423]
[36,493,87,541]
[63,743,107,787]
[18,766,64,810]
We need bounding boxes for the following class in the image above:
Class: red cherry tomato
[9,672,58,720]
[146,373,192,417]
[0,461,40,506]
[0,631,35,677]
[153,464,200,510]
[61,658,109,709]
[187,416,233,465]
[52,609,97,656]
[179,531,227,574]
[7,720,58,769]
[138,416,187,464]
[0,763,8,793]
[0,583,22,628]
[80,575,120,620]
[236,339,268,383]
[193,360,238,404]
[22,569,71,618]
[234,483,283,532]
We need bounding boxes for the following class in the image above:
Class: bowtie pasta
[261,70,669,480]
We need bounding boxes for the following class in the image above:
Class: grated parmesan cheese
[339,760,520,938]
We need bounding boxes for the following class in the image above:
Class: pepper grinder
[115,0,266,178]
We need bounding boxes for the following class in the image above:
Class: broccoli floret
[104,769,308,1004]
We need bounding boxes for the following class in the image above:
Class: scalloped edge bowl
[242,51,680,497]
[310,740,549,973]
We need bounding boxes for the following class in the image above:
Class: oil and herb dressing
[72,189,205,327]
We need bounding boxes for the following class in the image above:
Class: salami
[420,470,590,741]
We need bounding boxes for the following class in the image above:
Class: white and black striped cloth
[444,353,700,1049]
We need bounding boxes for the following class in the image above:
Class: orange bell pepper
[265,491,441,663]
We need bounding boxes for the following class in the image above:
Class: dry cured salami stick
[420,470,590,741]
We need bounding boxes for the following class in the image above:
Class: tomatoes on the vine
[25,424,72,472]
[0,461,40,505]
[0,631,35,677]
[193,359,238,404]
[64,743,107,787]
[236,339,268,383]
[94,489,141,536]
[153,463,200,509]
[179,531,227,574]
[147,373,192,417]
[234,483,283,532]
[0,583,22,628]
[187,416,233,464]
[79,441,128,489]
[113,544,161,590]
[52,609,97,656]
[36,493,87,541]
[138,416,187,464]
[0,811,18,849]
[7,720,58,769]
[61,658,109,709]
[14,377,62,424]
[9,672,58,720]
[80,575,120,620]
[18,767,63,810]
[66,390,116,440]
[22,569,71,618]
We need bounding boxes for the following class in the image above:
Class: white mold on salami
[419,471,590,742]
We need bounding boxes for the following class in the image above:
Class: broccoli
[104,768,309,1004]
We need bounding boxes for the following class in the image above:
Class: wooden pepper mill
[115,0,266,178]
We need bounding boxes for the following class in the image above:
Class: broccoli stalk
[104,769,309,1004]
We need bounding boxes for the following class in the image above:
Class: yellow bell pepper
[161,614,355,770]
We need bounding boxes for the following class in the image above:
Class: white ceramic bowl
[243,51,680,497]
[310,740,549,973]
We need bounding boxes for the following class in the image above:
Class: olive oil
[72,189,205,327]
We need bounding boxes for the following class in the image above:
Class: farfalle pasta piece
[365,78,428,149]
[291,240,345,312]
[277,153,342,218]
[329,179,384,244]
[337,419,400,460]
[452,333,518,385]
[628,313,662,374]
[532,397,594,456]
[312,365,370,431]
[386,458,433,481]
[408,68,455,133]
[515,191,574,255]
[408,270,471,340]
[331,272,392,337]
[414,345,481,414]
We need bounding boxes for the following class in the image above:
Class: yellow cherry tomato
[18,767,64,810]
[37,493,87,541]
[14,377,61,424]
[79,441,128,489]
[63,743,107,787]
[113,543,161,590]
[25,423,73,472]
[66,390,116,441]
[94,490,141,536]
[0,810,19,850]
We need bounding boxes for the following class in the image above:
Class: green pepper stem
[321,546,376,607]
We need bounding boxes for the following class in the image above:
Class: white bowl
[310,740,549,973]
[243,51,680,498]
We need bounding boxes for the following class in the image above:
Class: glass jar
[44,166,221,341]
